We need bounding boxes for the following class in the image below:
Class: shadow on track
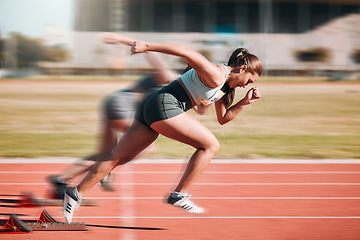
[0,194,22,208]
[87,224,167,231]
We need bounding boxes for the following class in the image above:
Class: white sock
[73,187,82,201]
[171,191,188,198]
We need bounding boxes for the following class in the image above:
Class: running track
[1,158,360,240]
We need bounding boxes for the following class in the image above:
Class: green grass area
[0,132,96,158]
[0,75,142,82]
[2,75,359,83]
[0,77,359,159]
[261,76,331,83]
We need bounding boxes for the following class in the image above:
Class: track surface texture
[1,158,360,240]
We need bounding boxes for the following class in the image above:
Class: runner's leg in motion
[64,120,159,222]
[151,112,220,213]
[78,120,159,196]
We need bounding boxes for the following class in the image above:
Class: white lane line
[84,197,360,200]
[119,163,135,240]
[1,158,360,164]
[2,216,360,219]
[2,196,360,200]
[1,183,360,185]
[1,171,360,174]
[123,183,360,186]
[73,216,360,219]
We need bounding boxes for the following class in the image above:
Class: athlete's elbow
[218,115,236,125]
[218,118,229,125]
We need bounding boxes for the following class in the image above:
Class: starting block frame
[20,191,97,207]
[1,209,88,233]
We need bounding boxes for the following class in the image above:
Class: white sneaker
[100,173,115,192]
[63,187,82,223]
[167,193,205,214]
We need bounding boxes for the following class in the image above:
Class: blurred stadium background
[1,0,360,80]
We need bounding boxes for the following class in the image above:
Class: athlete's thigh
[99,119,133,153]
[98,120,117,154]
[112,120,159,163]
[109,119,133,133]
[150,112,218,150]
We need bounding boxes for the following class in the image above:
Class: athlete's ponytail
[182,64,193,74]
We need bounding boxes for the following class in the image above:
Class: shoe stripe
[182,205,193,210]
[169,195,202,213]
[66,203,72,213]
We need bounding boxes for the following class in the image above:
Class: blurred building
[41,0,360,79]
[74,0,359,34]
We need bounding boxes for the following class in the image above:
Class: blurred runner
[46,33,181,198]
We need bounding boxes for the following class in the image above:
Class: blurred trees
[0,38,5,66]
[2,33,69,69]
[293,47,331,76]
[294,47,331,63]
[44,46,69,62]
[350,49,360,64]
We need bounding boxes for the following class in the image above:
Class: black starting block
[20,191,97,207]
[1,209,88,233]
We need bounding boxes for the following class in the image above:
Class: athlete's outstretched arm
[131,41,223,87]
[144,52,179,84]
[102,32,178,84]
[102,32,135,46]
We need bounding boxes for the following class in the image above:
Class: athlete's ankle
[66,187,82,201]
[57,176,68,184]
[167,192,205,214]
[170,191,188,198]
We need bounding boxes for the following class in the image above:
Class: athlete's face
[228,65,259,88]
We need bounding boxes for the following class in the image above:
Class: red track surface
[1,160,360,239]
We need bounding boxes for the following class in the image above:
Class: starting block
[20,191,97,207]
[1,209,88,233]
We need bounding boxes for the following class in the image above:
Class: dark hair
[222,48,262,108]
[182,64,192,74]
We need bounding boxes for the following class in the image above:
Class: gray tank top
[180,64,229,105]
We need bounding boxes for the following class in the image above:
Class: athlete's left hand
[131,41,149,55]
[243,87,260,104]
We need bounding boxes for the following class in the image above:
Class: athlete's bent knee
[204,138,220,155]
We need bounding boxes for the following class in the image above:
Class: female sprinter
[63,35,262,222]
[47,33,208,197]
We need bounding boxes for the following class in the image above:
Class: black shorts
[102,90,143,120]
[135,80,193,128]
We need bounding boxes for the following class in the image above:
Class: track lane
[1,160,360,239]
